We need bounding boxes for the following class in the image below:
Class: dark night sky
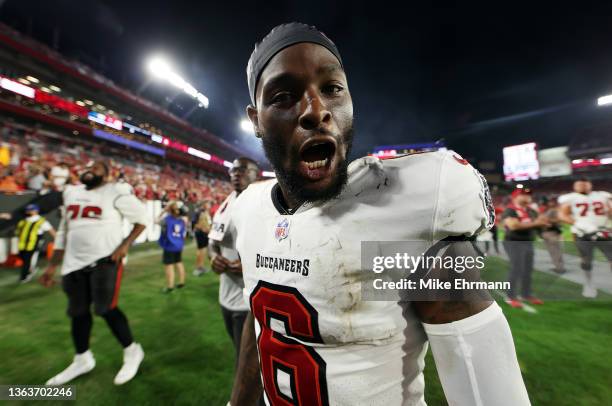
[2,0,612,168]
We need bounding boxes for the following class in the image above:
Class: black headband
[247,22,343,105]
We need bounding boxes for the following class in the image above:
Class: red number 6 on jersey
[250,281,329,406]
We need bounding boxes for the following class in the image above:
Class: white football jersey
[55,182,147,275]
[558,191,611,235]
[218,151,493,406]
[209,191,250,312]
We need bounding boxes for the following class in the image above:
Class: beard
[80,171,104,189]
[262,126,354,205]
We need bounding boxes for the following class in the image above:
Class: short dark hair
[236,157,259,170]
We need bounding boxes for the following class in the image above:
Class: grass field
[1,241,611,405]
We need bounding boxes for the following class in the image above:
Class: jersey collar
[271,183,305,215]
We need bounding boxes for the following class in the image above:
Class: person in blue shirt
[158,201,187,293]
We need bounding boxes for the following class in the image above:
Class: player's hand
[534,216,550,227]
[111,242,130,262]
[39,267,57,288]
[226,260,242,274]
[211,255,230,274]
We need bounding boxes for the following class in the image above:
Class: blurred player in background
[193,200,212,276]
[538,196,565,274]
[558,178,612,297]
[15,203,55,283]
[209,158,259,366]
[158,200,188,293]
[223,23,530,406]
[39,161,147,386]
[502,188,548,308]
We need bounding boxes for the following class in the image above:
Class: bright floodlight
[146,55,209,108]
[597,95,612,106]
[148,57,172,78]
[240,119,255,133]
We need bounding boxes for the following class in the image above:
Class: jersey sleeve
[209,194,238,248]
[557,193,573,206]
[432,152,495,240]
[114,189,147,225]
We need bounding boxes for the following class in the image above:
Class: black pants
[504,241,534,299]
[62,257,133,353]
[221,306,248,367]
[574,236,612,271]
[18,250,37,280]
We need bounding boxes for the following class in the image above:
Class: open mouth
[298,138,337,181]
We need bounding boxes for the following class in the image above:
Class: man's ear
[246,105,262,138]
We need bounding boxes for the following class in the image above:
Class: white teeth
[306,158,328,170]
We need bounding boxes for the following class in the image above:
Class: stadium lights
[49,85,61,92]
[597,95,612,106]
[240,119,255,133]
[84,99,94,105]
[262,171,276,178]
[26,76,39,83]
[40,87,51,93]
[146,55,210,108]
[17,78,30,85]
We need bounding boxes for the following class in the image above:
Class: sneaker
[505,298,523,309]
[524,296,544,305]
[45,350,95,386]
[552,268,566,275]
[192,268,207,276]
[114,343,144,385]
[161,287,174,294]
[582,284,597,298]
[177,283,185,289]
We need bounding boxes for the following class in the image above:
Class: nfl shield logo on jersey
[274,218,290,241]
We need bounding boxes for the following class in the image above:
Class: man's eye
[322,84,344,95]
[271,92,295,105]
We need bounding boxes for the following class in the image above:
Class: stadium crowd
[0,122,232,205]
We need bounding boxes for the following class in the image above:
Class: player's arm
[111,223,146,262]
[208,199,242,274]
[112,191,147,262]
[557,203,574,225]
[503,215,548,230]
[418,153,530,405]
[208,237,228,274]
[229,311,262,406]
[417,298,530,405]
[209,238,242,274]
